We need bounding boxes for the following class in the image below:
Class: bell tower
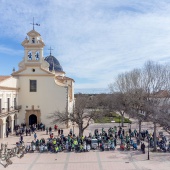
[21,29,45,66]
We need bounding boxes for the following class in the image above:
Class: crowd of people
[12,123,170,154]
[14,123,46,136]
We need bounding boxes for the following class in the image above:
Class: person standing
[28,128,31,136]
[70,129,72,136]
[114,138,117,147]
[54,125,57,131]
[8,126,11,133]
[141,142,145,154]
[20,135,23,143]
[6,130,9,138]
[31,125,34,134]
[46,127,49,135]
[26,128,28,136]
[49,127,52,134]
[122,129,125,136]
[58,129,60,136]
[34,132,37,141]
[61,129,63,135]
[143,143,145,154]
[115,132,117,139]
[134,129,137,137]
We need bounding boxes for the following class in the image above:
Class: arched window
[28,51,32,60]
[32,38,35,43]
[35,51,40,60]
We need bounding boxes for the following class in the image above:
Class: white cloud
[1,0,170,88]
[0,45,23,56]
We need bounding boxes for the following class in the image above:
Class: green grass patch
[94,112,132,123]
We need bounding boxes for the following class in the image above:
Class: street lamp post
[72,122,75,135]
[130,122,131,141]
[129,122,132,141]
[148,138,150,160]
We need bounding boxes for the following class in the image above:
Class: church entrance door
[25,109,41,126]
[29,114,37,125]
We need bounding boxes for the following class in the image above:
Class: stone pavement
[0,122,170,170]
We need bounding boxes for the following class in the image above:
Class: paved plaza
[0,121,170,170]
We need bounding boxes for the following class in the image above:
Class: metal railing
[0,105,22,114]
[14,105,22,110]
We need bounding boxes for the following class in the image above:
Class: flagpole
[30,17,40,30]
[33,17,34,30]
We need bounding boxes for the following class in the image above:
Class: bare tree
[109,69,143,127]
[110,61,170,151]
[140,61,170,151]
[110,92,129,127]
[109,73,128,127]
[48,95,103,137]
[123,69,147,134]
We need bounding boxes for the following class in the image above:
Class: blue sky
[1,0,170,89]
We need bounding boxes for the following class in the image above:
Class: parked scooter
[31,144,36,152]
[133,143,137,150]
[83,142,87,152]
[130,139,134,146]
[39,145,44,153]
[126,143,130,150]
[44,144,48,152]
[166,144,170,152]
[100,142,105,151]
[104,142,110,151]
[25,145,31,153]
[67,144,72,152]
[120,144,125,151]
[79,144,84,152]
[159,143,167,152]
[110,142,115,150]
[86,144,91,152]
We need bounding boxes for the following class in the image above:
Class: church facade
[0,29,74,138]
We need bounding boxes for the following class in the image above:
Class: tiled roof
[0,76,11,82]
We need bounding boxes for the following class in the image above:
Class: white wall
[0,90,18,110]
[17,73,68,127]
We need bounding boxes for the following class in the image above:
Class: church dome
[45,55,63,72]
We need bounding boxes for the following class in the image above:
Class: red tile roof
[0,76,11,82]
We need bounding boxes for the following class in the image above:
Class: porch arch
[25,109,41,126]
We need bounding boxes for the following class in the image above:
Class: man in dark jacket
[20,135,23,143]
[6,130,9,138]
[141,142,145,154]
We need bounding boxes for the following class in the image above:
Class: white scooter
[87,144,91,152]
[31,145,36,152]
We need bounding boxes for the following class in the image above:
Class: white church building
[0,28,74,138]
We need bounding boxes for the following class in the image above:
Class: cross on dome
[48,47,53,56]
